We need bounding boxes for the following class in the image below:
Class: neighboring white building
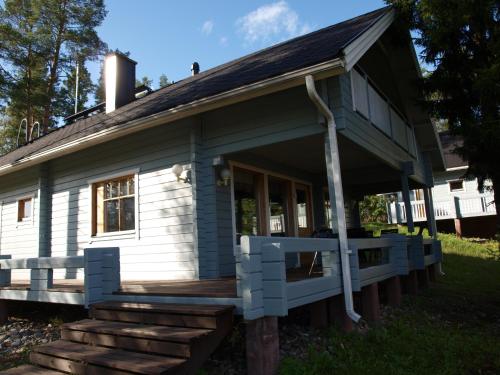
[388,132,497,237]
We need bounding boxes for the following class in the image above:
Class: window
[449,180,464,192]
[17,198,32,222]
[92,175,135,235]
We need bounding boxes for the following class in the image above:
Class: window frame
[448,179,465,193]
[16,194,35,226]
[88,169,140,241]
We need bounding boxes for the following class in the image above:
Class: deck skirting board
[0,290,85,305]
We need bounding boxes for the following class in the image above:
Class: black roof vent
[191,62,200,76]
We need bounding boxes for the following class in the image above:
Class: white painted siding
[48,121,196,281]
[0,168,40,280]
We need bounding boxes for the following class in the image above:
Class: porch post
[400,162,415,233]
[38,163,52,257]
[312,182,326,230]
[191,123,220,279]
[423,154,438,239]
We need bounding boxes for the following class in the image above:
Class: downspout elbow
[305,74,361,323]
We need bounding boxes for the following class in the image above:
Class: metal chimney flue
[191,62,200,76]
[105,52,137,113]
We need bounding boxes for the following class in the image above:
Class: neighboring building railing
[388,196,496,224]
[0,248,120,307]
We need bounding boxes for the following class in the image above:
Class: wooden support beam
[0,300,7,324]
[385,276,402,307]
[361,283,380,323]
[400,162,415,233]
[428,264,437,282]
[402,271,418,295]
[417,268,430,289]
[454,218,462,238]
[327,295,353,332]
[310,300,328,328]
[246,317,280,375]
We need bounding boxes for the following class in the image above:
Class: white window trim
[87,168,140,242]
[448,179,465,193]
[16,194,35,227]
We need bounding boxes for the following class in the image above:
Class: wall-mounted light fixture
[217,167,231,187]
[172,164,188,183]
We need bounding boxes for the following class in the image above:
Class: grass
[280,229,500,375]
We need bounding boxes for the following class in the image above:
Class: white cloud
[201,20,214,35]
[219,36,228,46]
[236,1,311,45]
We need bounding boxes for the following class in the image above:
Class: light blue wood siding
[48,120,196,281]
[0,167,41,280]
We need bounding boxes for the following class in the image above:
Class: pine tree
[159,74,171,88]
[0,0,107,146]
[388,0,500,236]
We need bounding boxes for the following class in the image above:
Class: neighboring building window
[92,175,135,235]
[449,179,464,192]
[17,198,32,222]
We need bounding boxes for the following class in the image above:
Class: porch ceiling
[229,134,413,197]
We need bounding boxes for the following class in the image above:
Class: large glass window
[234,168,263,244]
[93,175,135,234]
[268,177,291,237]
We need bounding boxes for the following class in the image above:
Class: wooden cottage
[388,132,497,238]
[0,7,445,375]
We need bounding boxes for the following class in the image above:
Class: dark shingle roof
[0,6,391,169]
[439,132,467,169]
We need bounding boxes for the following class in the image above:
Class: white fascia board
[0,59,345,178]
[343,9,396,72]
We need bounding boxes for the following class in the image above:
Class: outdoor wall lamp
[217,168,231,187]
[172,164,188,183]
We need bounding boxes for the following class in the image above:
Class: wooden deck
[1,267,322,298]
[1,278,238,298]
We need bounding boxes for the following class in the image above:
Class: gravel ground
[0,317,61,370]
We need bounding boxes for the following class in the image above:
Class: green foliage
[359,195,388,224]
[159,74,171,88]
[136,76,152,89]
[387,0,500,232]
[280,234,500,374]
[0,0,107,149]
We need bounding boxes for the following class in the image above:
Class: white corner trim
[343,9,396,72]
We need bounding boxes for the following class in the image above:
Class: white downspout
[305,75,361,323]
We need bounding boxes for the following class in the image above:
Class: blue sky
[89,0,391,88]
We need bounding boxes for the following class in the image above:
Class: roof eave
[0,59,345,178]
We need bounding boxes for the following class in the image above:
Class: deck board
[1,269,320,299]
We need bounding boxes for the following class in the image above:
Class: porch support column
[0,301,7,324]
[361,282,381,323]
[385,276,402,306]
[400,161,415,233]
[38,163,52,258]
[423,154,438,239]
[402,271,419,294]
[306,75,360,323]
[191,123,219,279]
[246,317,280,375]
[327,294,353,332]
[312,182,326,230]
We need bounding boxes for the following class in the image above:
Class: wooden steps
[2,302,234,375]
[0,365,62,374]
